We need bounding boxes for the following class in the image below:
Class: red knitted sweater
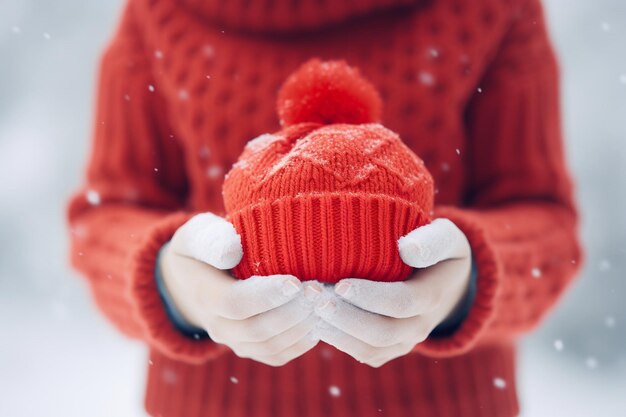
[67,0,582,416]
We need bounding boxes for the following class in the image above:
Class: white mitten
[161,213,320,366]
[314,219,473,367]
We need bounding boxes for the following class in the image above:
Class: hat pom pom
[277,59,382,126]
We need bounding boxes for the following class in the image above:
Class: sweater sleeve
[67,4,227,364]
[414,0,583,357]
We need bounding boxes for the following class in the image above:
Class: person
[67,0,582,416]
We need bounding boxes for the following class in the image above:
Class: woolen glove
[159,212,320,366]
[315,218,473,367]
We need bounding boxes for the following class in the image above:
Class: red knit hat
[223,59,434,283]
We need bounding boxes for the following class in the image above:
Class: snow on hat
[223,59,434,283]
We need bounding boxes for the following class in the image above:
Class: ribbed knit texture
[67,0,582,416]
[228,193,428,282]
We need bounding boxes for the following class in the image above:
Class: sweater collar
[177,0,423,33]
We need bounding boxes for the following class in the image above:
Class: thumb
[171,212,243,269]
[398,218,470,268]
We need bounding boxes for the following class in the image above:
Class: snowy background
[0,0,625,416]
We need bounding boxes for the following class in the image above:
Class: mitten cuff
[412,206,500,357]
[155,242,211,340]
[430,257,478,337]
[130,211,228,364]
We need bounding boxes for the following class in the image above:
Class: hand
[315,218,472,367]
[160,213,320,366]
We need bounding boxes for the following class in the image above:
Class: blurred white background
[0,1,625,416]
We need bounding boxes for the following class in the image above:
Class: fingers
[213,275,303,320]
[317,325,413,368]
[172,212,243,269]
[165,249,303,320]
[208,297,314,343]
[315,298,428,348]
[252,334,320,367]
[333,278,441,318]
[231,314,319,357]
[398,218,470,268]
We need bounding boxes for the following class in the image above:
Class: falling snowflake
[202,45,215,59]
[178,89,189,101]
[585,357,598,369]
[599,259,611,272]
[199,146,211,159]
[230,376,239,384]
[320,347,333,360]
[43,32,51,40]
[207,165,223,179]
[11,26,21,34]
[148,84,155,92]
[605,316,616,328]
[477,87,483,93]
[601,22,611,32]
[554,339,564,351]
[71,224,88,239]
[154,50,164,59]
[162,368,178,384]
[86,190,101,205]
[493,377,507,389]
[418,71,435,86]
[125,187,140,201]
[427,47,440,58]
[455,148,461,155]
[531,267,542,279]
[329,385,341,397]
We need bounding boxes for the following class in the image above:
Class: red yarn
[277,59,382,126]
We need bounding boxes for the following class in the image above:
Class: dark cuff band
[430,256,478,338]
[155,242,211,340]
